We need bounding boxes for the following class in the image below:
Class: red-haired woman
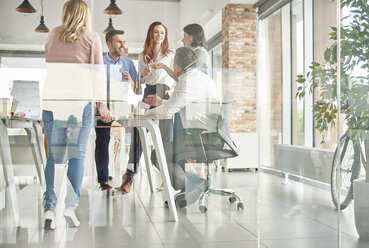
[139,21,175,98]
[120,21,175,192]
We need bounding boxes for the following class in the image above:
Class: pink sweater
[45,25,103,64]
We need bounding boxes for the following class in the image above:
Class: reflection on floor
[1,167,369,248]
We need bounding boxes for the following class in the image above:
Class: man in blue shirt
[96,30,140,193]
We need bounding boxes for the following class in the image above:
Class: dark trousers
[95,119,113,184]
[127,84,173,175]
[173,113,184,140]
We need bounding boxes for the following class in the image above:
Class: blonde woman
[43,0,110,229]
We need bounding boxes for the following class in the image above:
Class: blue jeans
[43,102,93,211]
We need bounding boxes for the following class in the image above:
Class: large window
[259,10,282,167]
[259,0,340,155]
[313,0,339,149]
[291,0,304,146]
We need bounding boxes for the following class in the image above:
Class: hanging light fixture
[104,0,122,15]
[35,0,49,33]
[16,0,37,13]
[35,16,49,33]
[103,17,115,34]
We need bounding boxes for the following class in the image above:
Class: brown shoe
[100,182,115,195]
[120,172,134,193]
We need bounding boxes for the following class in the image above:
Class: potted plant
[296,0,369,238]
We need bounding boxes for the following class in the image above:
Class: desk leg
[137,127,155,192]
[140,120,178,222]
[0,121,20,227]
[33,121,47,189]
[24,125,46,191]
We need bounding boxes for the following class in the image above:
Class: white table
[97,115,178,222]
[0,116,46,227]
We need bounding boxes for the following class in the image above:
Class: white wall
[92,0,180,53]
[0,0,179,53]
[179,0,235,43]
[179,0,229,31]
[0,0,257,53]
[179,0,257,45]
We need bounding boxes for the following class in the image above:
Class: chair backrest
[216,92,239,156]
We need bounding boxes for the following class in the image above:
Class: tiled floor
[1,165,369,248]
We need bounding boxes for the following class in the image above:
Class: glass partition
[256,0,367,247]
[2,1,256,246]
[3,0,369,247]
[336,0,369,245]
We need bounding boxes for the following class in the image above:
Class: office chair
[175,92,244,213]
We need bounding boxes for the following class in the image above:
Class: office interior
[1,0,369,247]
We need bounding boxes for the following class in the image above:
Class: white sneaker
[44,210,55,230]
[63,209,80,227]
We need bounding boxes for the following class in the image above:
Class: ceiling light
[201,9,213,19]
[104,0,122,15]
[16,0,37,13]
[104,18,115,34]
[35,16,49,33]
[35,0,48,33]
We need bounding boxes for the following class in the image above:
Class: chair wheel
[237,202,244,210]
[229,196,237,203]
[199,205,207,213]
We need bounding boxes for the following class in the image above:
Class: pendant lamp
[16,0,37,13]
[104,0,122,15]
[104,17,115,34]
[35,0,49,33]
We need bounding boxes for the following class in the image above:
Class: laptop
[10,80,41,119]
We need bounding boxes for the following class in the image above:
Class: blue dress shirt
[103,54,138,106]
[103,54,138,84]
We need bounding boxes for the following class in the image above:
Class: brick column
[222,4,257,133]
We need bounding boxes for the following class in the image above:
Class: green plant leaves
[294,0,369,142]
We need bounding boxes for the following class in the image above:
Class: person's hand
[151,62,165,70]
[141,67,151,78]
[96,102,113,123]
[122,71,133,82]
[100,112,113,123]
[144,94,163,107]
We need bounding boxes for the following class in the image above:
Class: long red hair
[143,21,170,63]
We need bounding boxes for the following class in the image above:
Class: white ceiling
[0,0,257,53]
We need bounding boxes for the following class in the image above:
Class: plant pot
[354,178,369,239]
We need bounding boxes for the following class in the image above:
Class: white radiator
[274,144,334,184]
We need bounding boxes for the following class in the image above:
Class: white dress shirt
[194,46,210,75]
[138,50,175,89]
[145,68,220,132]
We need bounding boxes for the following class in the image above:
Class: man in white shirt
[144,47,221,207]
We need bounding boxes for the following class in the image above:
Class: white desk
[0,116,46,227]
[97,115,178,222]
